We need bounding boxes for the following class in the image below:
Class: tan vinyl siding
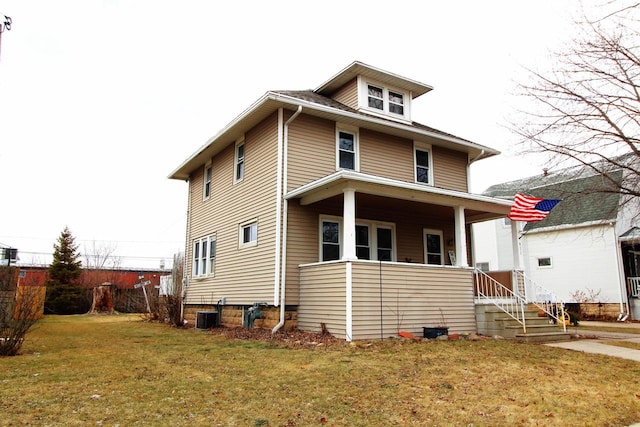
[351,262,475,340]
[287,113,336,190]
[330,78,358,109]
[432,146,468,192]
[297,262,347,339]
[185,112,279,306]
[359,129,414,182]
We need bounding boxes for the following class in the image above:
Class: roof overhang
[169,92,500,181]
[285,170,512,223]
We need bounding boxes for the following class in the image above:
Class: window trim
[203,162,212,200]
[319,216,396,262]
[192,234,216,278]
[239,218,258,249]
[335,125,359,171]
[414,142,433,185]
[423,228,444,265]
[358,77,411,121]
[234,138,245,184]
[537,257,553,268]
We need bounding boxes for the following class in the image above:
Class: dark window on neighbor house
[538,257,552,268]
[476,262,490,272]
[322,221,340,261]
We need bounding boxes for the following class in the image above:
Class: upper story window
[203,163,212,200]
[234,139,245,184]
[336,126,359,171]
[359,78,411,121]
[414,142,433,185]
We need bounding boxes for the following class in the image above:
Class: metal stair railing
[514,270,567,333]
[474,269,528,334]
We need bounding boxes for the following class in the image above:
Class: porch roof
[285,170,512,223]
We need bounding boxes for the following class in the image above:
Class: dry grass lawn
[1,315,640,426]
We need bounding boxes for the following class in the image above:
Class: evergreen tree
[45,227,86,314]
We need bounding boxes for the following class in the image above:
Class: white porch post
[510,220,523,270]
[342,188,357,261]
[454,205,468,267]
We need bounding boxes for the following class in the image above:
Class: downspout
[180,178,191,324]
[614,225,629,321]
[467,149,485,192]
[273,109,284,307]
[272,105,302,334]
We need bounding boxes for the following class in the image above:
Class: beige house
[169,61,512,340]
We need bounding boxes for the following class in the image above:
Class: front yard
[1,315,639,426]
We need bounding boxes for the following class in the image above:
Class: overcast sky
[0,0,598,269]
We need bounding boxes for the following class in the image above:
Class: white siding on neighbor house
[523,224,623,304]
[471,220,500,270]
[185,113,280,306]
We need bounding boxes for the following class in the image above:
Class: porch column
[454,206,468,267]
[510,220,522,270]
[342,188,357,261]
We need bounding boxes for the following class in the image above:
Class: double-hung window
[414,142,433,185]
[193,234,216,277]
[362,81,409,120]
[234,139,245,183]
[321,220,341,261]
[239,219,258,248]
[355,225,370,260]
[203,163,212,200]
[424,229,443,265]
[336,127,358,171]
[377,227,393,261]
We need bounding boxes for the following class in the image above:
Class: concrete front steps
[476,305,573,343]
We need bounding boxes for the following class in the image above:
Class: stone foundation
[183,304,297,331]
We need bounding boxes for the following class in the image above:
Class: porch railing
[514,270,567,333]
[474,269,528,334]
[629,277,640,298]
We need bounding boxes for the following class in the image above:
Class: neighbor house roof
[483,168,623,231]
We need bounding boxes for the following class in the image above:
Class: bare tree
[512,1,640,198]
[1,267,43,356]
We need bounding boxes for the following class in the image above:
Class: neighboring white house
[472,164,640,320]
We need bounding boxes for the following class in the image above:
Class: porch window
[193,234,216,277]
[234,139,245,183]
[203,163,212,200]
[337,130,357,171]
[377,227,393,261]
[322,220,341,261]
[355,225,370,260]
[414,142,433,185]
[424,229,443,265]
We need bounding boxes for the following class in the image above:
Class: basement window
[537,257,552,268]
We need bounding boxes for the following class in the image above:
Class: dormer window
[359,79,410,121]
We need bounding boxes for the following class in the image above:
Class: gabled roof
[483,168,623,231]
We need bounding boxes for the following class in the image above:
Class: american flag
[508,193,561,222]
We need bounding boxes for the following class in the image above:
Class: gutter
[272,106,302,334]
[180,177,191,324]
[614,227,630,321]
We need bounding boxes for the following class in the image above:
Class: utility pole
[0,14,12,62]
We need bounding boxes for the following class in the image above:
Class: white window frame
[537,257,553,268]
[203,162,212,200]
[192,234,216,278]
[423,228,444,265]
[239,218,258,249]
[475,262,490,272]
[234,138,245,184]
[414,142,433,185]
[358,77,411,121]
[336,125,359,171]
[319,216,396,262]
